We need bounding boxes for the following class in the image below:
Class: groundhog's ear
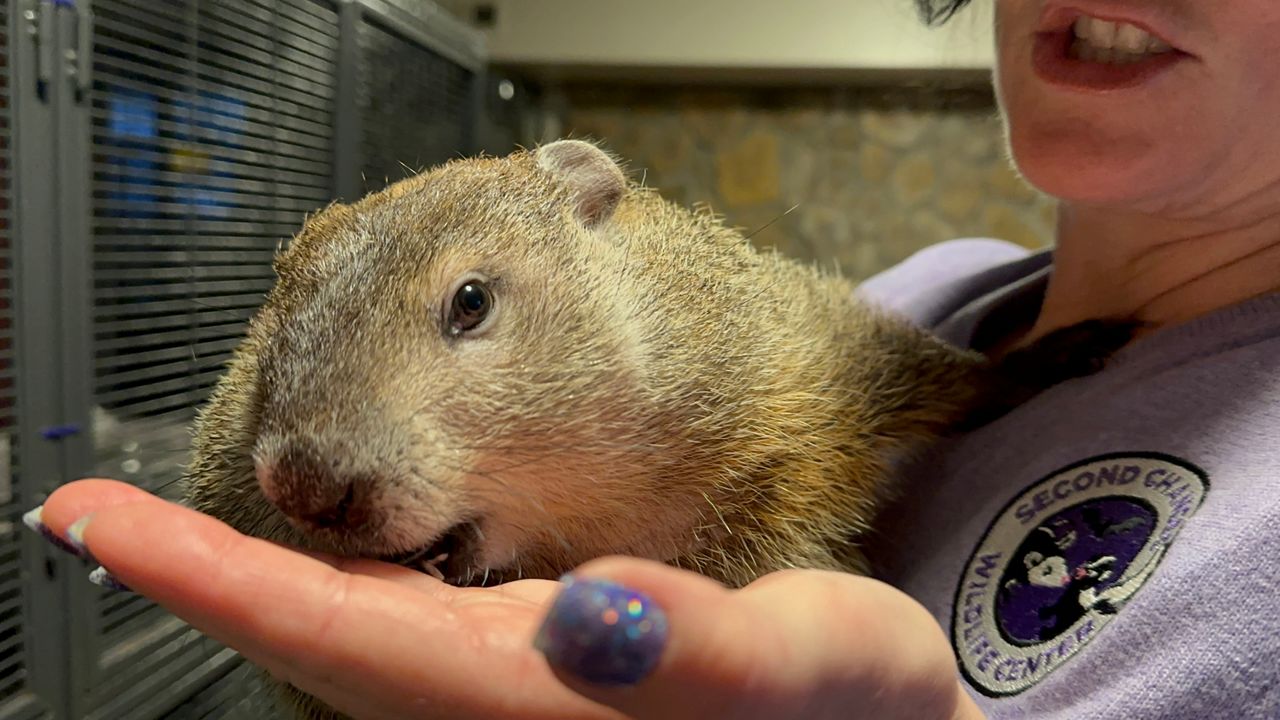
[535,140,626,229]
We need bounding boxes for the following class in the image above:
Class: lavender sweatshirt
[857,239,1280,719]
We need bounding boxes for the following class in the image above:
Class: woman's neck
[1024,202,1280,345]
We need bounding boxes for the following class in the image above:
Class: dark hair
[916,0,974,25]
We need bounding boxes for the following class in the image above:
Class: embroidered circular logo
[951,453,1209,697]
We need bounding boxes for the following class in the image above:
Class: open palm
[39,479,980,720]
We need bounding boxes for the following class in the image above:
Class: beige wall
[441,0,994,79]
[561,84,1057,281]
[436,0,1052,280]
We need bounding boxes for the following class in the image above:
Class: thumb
[533,556,781,720]
[533,557,968,720]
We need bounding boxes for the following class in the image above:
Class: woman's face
[994,1,1280,216]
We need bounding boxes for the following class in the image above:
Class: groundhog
[183,140,1123,718]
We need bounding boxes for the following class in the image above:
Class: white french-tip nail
[88,566,132,593]
[23,505,89,558]
[66,517,91,554]
[21,506,43,533]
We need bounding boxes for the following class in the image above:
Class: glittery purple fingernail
[22,506,89,559]
[88,566,132,593]
[533,577,669,686]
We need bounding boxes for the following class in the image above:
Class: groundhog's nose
[255,446,372,531]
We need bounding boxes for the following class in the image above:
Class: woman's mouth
[1033,12,1190,92]
[1068,16,1173,64]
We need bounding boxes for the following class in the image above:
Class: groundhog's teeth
[421,553,449,581]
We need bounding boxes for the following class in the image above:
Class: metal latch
[63,0,94,98]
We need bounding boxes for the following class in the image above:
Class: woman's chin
[1021,170,1143,206]
[1008,139,1170,207]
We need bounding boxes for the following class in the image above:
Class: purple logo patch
[952,453,1208,696]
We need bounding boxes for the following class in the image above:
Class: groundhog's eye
[448,280,493,336]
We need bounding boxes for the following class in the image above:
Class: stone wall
[558,84,1057,281]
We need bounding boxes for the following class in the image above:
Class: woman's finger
[29,478,161,555]
[532,556,789,720]
[35,479,513,596]
[535,557,965,720]
[736,569,965,720]
[66,500,615,720]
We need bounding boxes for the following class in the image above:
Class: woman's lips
[1032,29,1189,93]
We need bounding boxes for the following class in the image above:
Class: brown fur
[183,141,1008,718]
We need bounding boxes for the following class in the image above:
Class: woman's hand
[32,479,982,720]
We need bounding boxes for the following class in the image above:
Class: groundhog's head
[192,140,709,584]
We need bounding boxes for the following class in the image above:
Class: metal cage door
[2,0,489,716]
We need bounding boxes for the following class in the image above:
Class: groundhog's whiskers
[181,298,258,322]
[744,203,801,241]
